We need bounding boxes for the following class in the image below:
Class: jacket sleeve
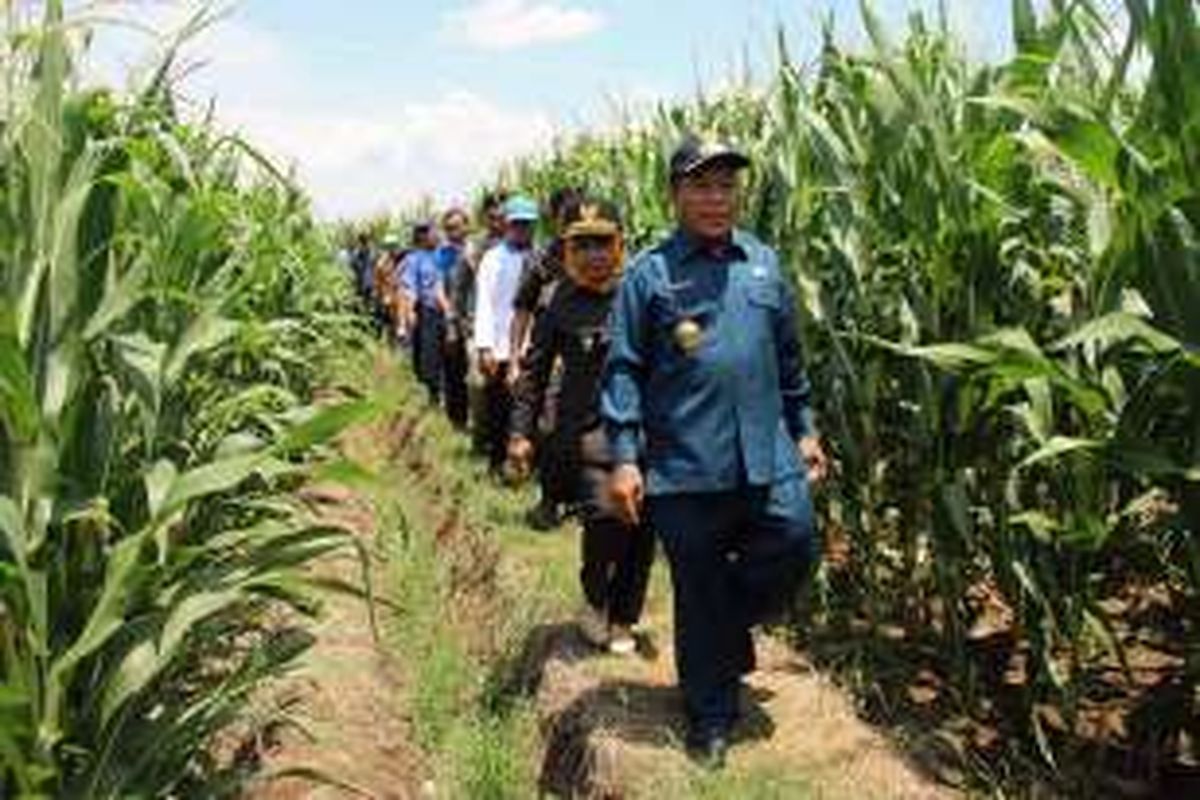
[511,301,559,439]
[600,261,651,466]
[774,265,817,440]
[513,250,546,313]
[449,257,468,320]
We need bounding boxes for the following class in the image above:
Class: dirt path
[239,479,425,800]
[235,361,962,799]
[524,581,958,799]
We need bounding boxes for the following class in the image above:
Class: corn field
[502,0,1199,790]
[0,3,370,797]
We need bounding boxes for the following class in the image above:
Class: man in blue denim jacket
[601,133,829,768]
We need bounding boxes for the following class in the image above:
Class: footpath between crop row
[243,354,956,799]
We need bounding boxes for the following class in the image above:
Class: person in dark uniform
[463,191,508,455]
[438,208,472,429]
[510,187,584,529]
[509,200,654,655]
[601,134,829,768]
[350,232,375,315]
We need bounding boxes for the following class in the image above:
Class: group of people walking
[348,133,828,769]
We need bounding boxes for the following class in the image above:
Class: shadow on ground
[495,621,779,797]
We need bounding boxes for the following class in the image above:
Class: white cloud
[223,91,558,219]
[442,0,606,51]
[80,4,560,219]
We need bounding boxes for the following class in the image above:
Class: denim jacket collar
[668,227,751,264]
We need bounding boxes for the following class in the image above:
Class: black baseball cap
[669,133,751,181]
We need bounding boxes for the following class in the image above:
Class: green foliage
[0,4,369,797]
[490,0,1199,789]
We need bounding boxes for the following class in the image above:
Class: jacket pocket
[746,282,781,310]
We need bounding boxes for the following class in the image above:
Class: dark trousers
[414,306,445,402]
[482,363,512,471]
[536,428,575,510]
[443,333,469,429]
[578,463,655,625]
[646,477,816,738]
[470,380,488,455]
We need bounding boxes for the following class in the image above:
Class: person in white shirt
[474,194,539,472]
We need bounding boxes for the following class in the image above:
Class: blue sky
[89,1,1018,218]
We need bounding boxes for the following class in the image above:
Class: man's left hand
[799,436,829,485]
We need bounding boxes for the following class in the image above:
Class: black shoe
[685,731,729,770]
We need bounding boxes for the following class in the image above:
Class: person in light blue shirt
[400,221,449,403]
[601,134,829,768]
[438,208,473,429]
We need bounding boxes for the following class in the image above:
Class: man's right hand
[506,435,534,481]
[609,464,645,526]
[479,349,497,378]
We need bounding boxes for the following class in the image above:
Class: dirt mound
[239,482,425,800]
[519,618,958,799]
[233,369,962,799]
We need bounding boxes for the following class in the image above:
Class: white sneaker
[578,605,609,648]
[608,625,637,656]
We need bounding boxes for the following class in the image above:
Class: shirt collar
[670,227,750,263]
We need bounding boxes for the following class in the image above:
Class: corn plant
[489,0,1198,789]
[1,4,374,797]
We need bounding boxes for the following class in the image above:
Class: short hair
[480,190,508,215]
[411,222,433,245]
[548,186,584,219]
[441,207,468,227]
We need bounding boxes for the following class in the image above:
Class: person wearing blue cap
[600,133,829,768]
[510,187,585,531]
[473,194,539,472]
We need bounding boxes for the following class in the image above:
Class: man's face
[672,164,741,241]
[416,228,436,250]
[443,213,468,244]
[567,234,620,290]
[506,219,534,248]
[486,206,507,238]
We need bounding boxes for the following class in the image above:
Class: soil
[238,472,426,798]
[524,596,957,799]
[237,375,961,799]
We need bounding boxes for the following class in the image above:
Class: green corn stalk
[481,0,1198,787]
[1,4,375,797]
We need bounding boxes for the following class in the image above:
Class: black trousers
[470,380,488,455]
[482,363,512,471]
[646,478,815,738]
[536,428,576,510]
[414,306,445,402]
[443,332,469,429]
[573,431,652,623]
[578,462,655,625]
